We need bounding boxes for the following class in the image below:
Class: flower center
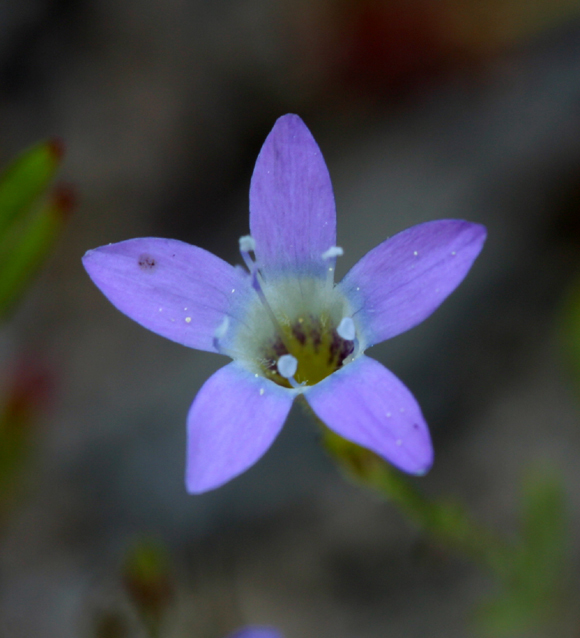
[222,236,359,389]
[263,313,354,387]
[231,279,357,389]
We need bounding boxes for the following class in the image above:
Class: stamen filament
[322,245,343,291]
[238,235,293,351]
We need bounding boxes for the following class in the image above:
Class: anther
[277,354,301,389]
[322,246,344,290]
[277,354,298,378]
[337,317,356,341]
[239,235,257,273]
[239,235,256,253]
[322,246,344,260]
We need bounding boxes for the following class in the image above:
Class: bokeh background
[2,1,580,636]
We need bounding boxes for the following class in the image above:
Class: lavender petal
[305,356,433,475]
[186,363,294,493]
[339,220,486,347]
[83,237,251,353]
[250,114,336,276]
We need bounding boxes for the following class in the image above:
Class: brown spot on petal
[138,254,157,271]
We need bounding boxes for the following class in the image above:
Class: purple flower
[225,628,283,638]
[83,114,486,494]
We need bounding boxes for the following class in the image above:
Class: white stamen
[239,235,256,252]
[251,271,285,337]
[185,317,192,323]
[323,247,343,291]
[239,236,257,273]
[322,246,344,260]
[259,388,265,396]
[337,317,356,341]
[277,354,298,379]
[239,235,283,340]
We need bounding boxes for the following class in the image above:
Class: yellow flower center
[262,313,354,387]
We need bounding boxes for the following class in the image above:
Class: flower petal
[339,220,486,346]
[250,114,336,276]
[186,363,295,493]
[83,238,251,353]
[225,628,284,638]
[305,356,433,475]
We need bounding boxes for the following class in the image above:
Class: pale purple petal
[225,628,283,638]
[339,220,486,346]
[83,238,251,353]
[186,363,295,493]
[250,114,336,276]
[305,356,433,475]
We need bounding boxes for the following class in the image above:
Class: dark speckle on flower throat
[262,315,354,387]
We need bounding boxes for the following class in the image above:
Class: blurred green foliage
[0,384,32,516]
[0,139,71,318]
[0,138,71,524]
[322,426,510,573]
[477,467,568,636]
[0,360,52,523]
[322,426,571,637]
[123,537,175,638]
[0,140,62,236]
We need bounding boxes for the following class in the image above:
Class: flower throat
[231,236,357,389]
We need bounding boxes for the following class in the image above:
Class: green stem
[322,427,513,578]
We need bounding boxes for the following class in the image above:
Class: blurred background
[2,0,580,636]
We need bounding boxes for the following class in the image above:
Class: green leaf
[0,140,63,239]
[0,187,73,318]
[517,467,567,598]
[476,590,541,637]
